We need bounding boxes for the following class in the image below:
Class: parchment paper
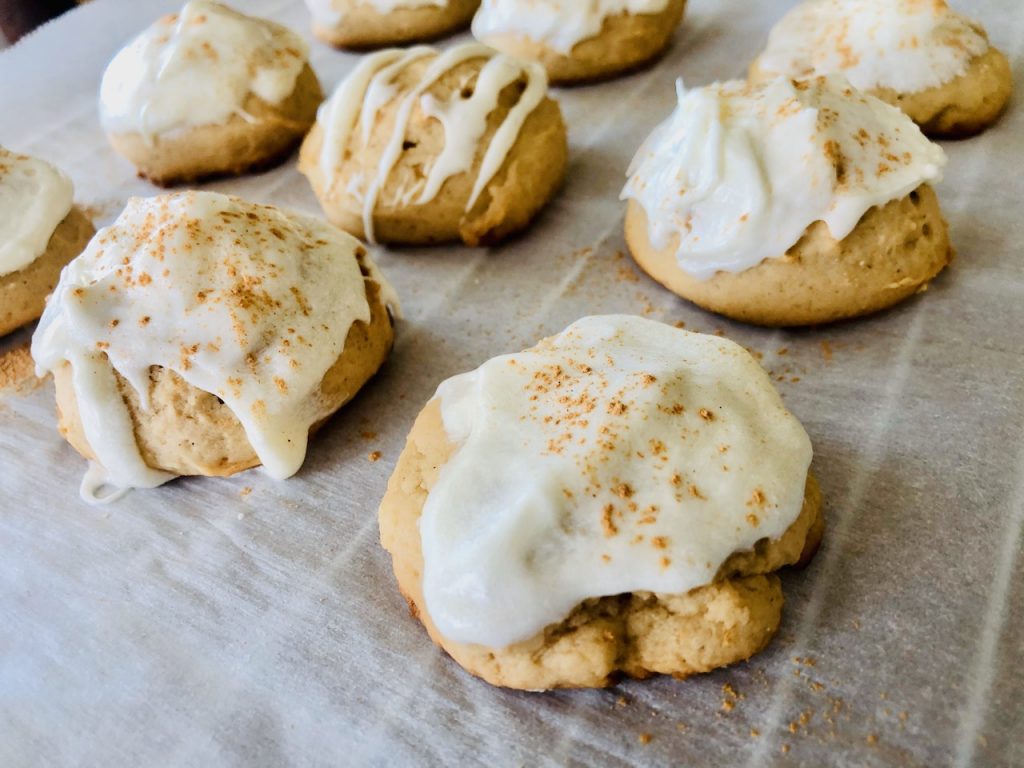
[1,1,1022,765]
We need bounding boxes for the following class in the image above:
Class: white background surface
[1,0,1022,765]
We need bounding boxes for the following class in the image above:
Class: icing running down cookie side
[32,191,397,501]
[420,315,813,649]
[621,76,946,280]
[473,0,671,53]
[314,43,548,243]
[100,0,309,138]
[0,148,73,277]
[756,0,990,94]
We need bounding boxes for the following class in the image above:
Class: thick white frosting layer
[306,0,446,27]
[473,0,671,54]
[32,191,397,502]
[622,76,946,280]
[313,42,548,243]
[0,148,73,278]
[100,0,309,137]
[756,0,990,94]
[421,315,813,649]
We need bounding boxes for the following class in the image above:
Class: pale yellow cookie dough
[625,184,953,327]
[299,55,568,247]
[52,264,393,477]
[379,398,824,690]
[1,206,94,337]
[478,0,687,85]
[108,64,323,187]
[312,0,480,48]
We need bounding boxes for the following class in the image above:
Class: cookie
[32,191,399,501]
[1,148,94,336]
[101,1,323,186]
[621,77,952,327]
[307,0,480,48]
[299,43,567,247]
[750,0,1012,138]
[379,315,824,690]
[472,0,687,85]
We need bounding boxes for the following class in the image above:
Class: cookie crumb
[820,340,833,362]
[750,729,760,738]
[368,451,382,462]
[638,733,652,745]
[360,430,378,440]
[866,733,878,746]
[616,695,628,708]
[239,487,252,497]
[781,744,791,754]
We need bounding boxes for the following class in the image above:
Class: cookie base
[624,185,953,327]
[312,0,479,49]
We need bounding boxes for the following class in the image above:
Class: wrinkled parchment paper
[2,1,1022,765]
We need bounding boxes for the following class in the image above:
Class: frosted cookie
[299,43,567,247]
[306,0,480,48]
[621,77,952,327]
[1,148,94,336]
[472,0,687,84]
[380,315,824,690]
[100,1,323,186]
[32,191,398,502]
[750,0,1012,138]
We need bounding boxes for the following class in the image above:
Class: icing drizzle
[421,315,813,648]
[32,191,397,502]
[312,42,548,243]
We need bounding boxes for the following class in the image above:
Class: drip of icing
[305,0,447,26]
[621,76,946,280]
[472,0,671,54]
[31,191,398,502]
[313,42,549,244]
[421,315,814,649]
[0,148,73,278]
[756,0,990,94]
[100,0,309,138]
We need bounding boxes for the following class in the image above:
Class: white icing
[32,191,397,502]
[0,148,74,278]
[756,0,990,94]
[421,315,814,649]
[306,0,446,27]
[312,42,548,244]
[621,76,946,280]
[473,0,671,54]
[100,0,309,138]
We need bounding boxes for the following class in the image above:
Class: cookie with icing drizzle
[306,0,480,49]
[379,315,823,690]
[32,191,399,503]
[749,0,1012,138]
[298,43,568,247]
[472,0,687,85]
[622,76,953,326]
[1,148,94,336]
[100,1,323,186]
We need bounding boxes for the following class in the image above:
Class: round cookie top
[421,315,813,649]
[311,42,549,243]
[100,0,310,137]
[756,0,990,94]
[472,0,671,53]
[0,147,73,278]
[32,191,397,498]
[621,76,946,280]
[306,0,449,27]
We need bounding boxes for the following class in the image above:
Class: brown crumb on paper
[638,733,652,746]
[0,343,43,393]
[368,451,382,462]
[239,487,252,498]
